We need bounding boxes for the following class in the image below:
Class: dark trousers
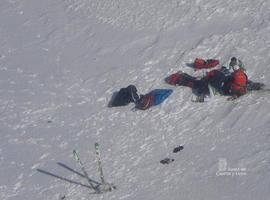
[177,73,209,96]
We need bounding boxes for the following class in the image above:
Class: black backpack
[108,85,139,107]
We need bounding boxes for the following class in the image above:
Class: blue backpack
[137,89,173,110]
[150,89,173,105]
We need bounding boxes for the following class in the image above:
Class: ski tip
[72,150,79,160]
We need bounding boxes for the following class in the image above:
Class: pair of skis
[73,143,116,194]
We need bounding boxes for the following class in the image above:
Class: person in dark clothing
[166,71,210,100]
[202,66,232,95]
[166,66,249,100]
[204,66,249,98]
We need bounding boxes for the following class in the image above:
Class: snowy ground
[1,0,270,199]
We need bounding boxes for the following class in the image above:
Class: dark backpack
[109,85,139,107]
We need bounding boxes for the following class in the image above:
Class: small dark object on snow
[160,158,174,164]
[173,146,184,153]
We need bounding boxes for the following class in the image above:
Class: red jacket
[229,69,248,96]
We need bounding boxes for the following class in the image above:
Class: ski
[94,143,116,192]
[72,145,116,194]
[94,143,105,184]
[72,150,98,192]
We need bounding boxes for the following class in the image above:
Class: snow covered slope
[1,0,270,199]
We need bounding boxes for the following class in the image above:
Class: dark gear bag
[109,85,139,107]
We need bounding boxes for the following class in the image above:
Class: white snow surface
[1,0,270,199]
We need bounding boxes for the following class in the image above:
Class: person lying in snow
[166,58,249,101]
[108,85,173,110]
